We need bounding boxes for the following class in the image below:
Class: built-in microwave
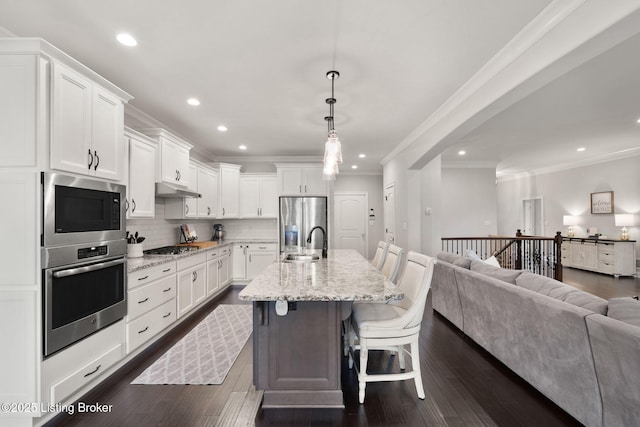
[42,172,126,249]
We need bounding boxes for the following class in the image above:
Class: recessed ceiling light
[116,33,137,47]
[458,150,466,156]
[351,165,358,169]
[577,147,586,152]
[217,125,228,132]
[358,153,366,158]
[187,98,200,106]
[238,145,247,150]
[637,117,640,123]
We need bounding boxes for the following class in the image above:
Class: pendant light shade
[322,71,342,180]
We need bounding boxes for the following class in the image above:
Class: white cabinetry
[563,238,636,277]
[275,163,327,196]
[165,161,218,219]
[126,262,177,353]
[140,128,192,188]
[246,243,278,279]
[125,128,157,218]
[232,244,248,280]
[239,174,278,218]
[214,163,241,218]
[206,246,232,296]
[51,62,126,180]
[197,165,219,218]
[177,253,207,318]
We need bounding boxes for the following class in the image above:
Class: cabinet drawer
[127,275,177,321]
[207,246,230,261]
[247,243,277,251]
[127,299,176,353]
[50,343,122,404]
[129,261,176,289]
[599,261,614,274]
[177,252,207,270]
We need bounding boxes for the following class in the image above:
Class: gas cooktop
[143,245,199,256]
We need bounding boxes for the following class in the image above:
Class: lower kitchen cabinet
[41,320,125,405]
[127,299,176,352]
[177,253,207,318]
[232,244,247,280]
[206,246,231,296]
[247,243,278,279]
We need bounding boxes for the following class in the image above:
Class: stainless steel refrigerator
[279,196,328,253]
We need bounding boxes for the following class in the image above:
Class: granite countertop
[238,249,403,302]
[127,239,277,273]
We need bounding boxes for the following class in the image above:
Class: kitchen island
[238,249,403,408]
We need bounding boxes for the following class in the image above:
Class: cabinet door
[239,176,260,218]
[219,167,240,217]
[232,245,247,280]
[583,243,598,270]
[191,265,207,307]
[302,166,326,195]
[51,63,93,176]
[206,259,220,296]
[177,269,194,318]
[197,168,217,218]
[259,176,278,217]
[128,138,156,218]
[279,168,303,195]
[160,139,190,186]
[91,86,124,180]
[247,251,277,279]
[569,242,583,267]
[220,252,230,286]
[0,55,37,166]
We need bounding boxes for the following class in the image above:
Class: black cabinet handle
[138,326,149,334]
[94,150,99,170]
[138,297,149,304]
[87,149,94,169]
[83,364,101,377]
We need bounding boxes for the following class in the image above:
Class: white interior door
[334,192,367,258]
[522,197,543,236]
[383,184,395,243]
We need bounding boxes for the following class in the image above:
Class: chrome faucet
[306,226,328,258]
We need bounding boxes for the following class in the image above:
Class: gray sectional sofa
[432,251,640,427]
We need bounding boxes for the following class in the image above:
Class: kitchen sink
[283,253,320,263]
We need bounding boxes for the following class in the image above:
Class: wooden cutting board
[177,241,218,249]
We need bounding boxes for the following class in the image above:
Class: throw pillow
[437,251,464,264]
[469,260,523,284]
[483,256,501,268]
[452,257,472,269]
[465,249,482,261]
[607,297,640,328]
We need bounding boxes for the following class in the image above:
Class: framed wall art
[590,191,614,214]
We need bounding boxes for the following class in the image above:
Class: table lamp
[563,215,579,237]
[614,214,634,240]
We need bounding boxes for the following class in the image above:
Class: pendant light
[323,70,342,181]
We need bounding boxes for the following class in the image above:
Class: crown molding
[442,160,498,169]
[214,155,323,163]
[496,147,640,183]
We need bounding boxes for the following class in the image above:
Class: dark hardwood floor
[45,267,638,427]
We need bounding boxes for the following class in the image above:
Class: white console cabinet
[563,238,636,277]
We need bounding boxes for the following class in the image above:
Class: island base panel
[253,301,344,408]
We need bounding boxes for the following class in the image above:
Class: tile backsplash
[127,200,278,250]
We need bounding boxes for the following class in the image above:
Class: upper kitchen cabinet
[0,54,38,167]
[140,128,192,188]
[239,174,278,218]
[212,163,241,218]
[124,128,157,218]
[275,163,327,196]
[50,62,129,181]
[197,165,218,218]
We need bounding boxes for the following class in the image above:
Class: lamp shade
[615,214,634,227]
[563,215,579,226]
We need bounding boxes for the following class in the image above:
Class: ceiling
[4,2,638,177]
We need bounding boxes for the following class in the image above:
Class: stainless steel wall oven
[41,172,127,357]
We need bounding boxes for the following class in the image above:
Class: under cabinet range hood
[155,182,202,198]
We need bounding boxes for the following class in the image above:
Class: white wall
[441,167,498,237]
[420,157,443,257]
[334,174,384,259]
[497,154,640,262]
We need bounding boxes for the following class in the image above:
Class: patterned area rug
[131,304,253,385]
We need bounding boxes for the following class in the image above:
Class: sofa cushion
[515,272,607,315]
[607,297,640,327]
[469,260,523,284]
[436,251,463,264]
[452,257,472,269]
